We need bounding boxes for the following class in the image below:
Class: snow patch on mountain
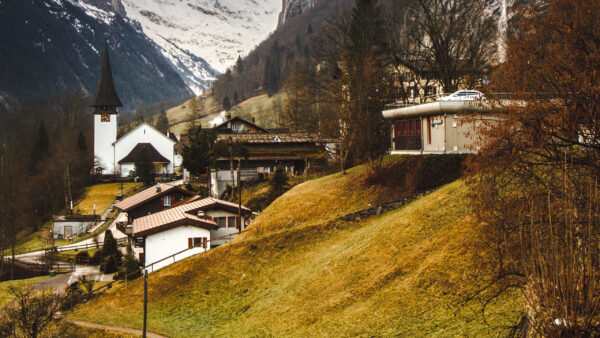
[120,0,281,75]
[278,0,315,28]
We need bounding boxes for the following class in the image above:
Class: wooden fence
[90,229,256,295]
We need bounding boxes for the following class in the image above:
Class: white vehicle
[436,90,485,102]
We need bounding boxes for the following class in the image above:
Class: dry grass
[0,276,51,308]
[70,158,520,336]
[74,183,141,215]
[167,92,286,137]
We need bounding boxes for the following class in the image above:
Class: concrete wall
[392,113,484,154]
[205,210,246,247]
[94,113,118,174]
[144,225,210,272]
[114,123,175,177]
[444,114,483,153]
[53,220,97,239]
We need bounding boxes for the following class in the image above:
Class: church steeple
[89,41,122,112]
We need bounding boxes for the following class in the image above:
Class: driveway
[14,210,127,292]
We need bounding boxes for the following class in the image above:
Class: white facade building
[90,43,177,177]
[144,225,211,272]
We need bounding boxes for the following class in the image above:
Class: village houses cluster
[54,43,491,272]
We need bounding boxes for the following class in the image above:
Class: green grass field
[70,158,521,336]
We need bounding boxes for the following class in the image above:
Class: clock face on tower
[101,113,111,122]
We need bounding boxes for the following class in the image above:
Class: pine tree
[102,230,118,259]
[76,131,86,152]
[134,147,155,186]
[181,127,218,178]
[223,96,232,111]
[30,121,49,170]
[236,55,244,73]
[155,110,169,134]
[268,165,290,201]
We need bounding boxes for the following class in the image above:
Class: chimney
[167,131,170,138]
[156,183,161,193]
[226,113,232,121]
[252,117,256,123]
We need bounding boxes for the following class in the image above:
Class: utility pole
[143,269,148,338]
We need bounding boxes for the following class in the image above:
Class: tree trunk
[237,159,242,230]
[229,140,234,196]
[207,165,211,197]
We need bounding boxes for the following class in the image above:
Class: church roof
[114,122,176,146]
[118,143,170,164]
[89,41,123,108]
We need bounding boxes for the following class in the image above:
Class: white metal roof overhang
[382,101,492,120]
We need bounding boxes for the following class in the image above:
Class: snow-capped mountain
[0,0,193,112]
[121,0,282,80]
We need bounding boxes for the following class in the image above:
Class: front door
[64,225,72,238]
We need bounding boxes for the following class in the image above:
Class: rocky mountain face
[278,0,316,28]
[120,0,281,78]
[0,0,194,112]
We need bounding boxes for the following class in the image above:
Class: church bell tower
[90,41,122,175]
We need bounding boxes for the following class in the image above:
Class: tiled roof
[132,207,217,237]
[216,133,321,144]
[175,197,252,215]
[131,196,251,236]
[115,183,178,211]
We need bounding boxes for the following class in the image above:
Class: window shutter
[203,237,207,249]
[188,238,193,249]
[160,196,164,207]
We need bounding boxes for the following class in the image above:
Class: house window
[163,195,171,206]
[227,216,236,228]
[189,237,207,249]
[218,217,227,228]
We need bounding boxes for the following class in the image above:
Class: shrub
[102,230,118,258]
[75,251,90,265]
[104,255,118,274]
[91,250,103,265]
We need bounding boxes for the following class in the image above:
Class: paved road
[14,209,127,290]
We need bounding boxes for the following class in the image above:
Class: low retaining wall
[339,191,431,221]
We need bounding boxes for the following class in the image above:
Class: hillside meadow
[70,156,521,336]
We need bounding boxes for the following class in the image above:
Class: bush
[75,251,90,265]
[103,255,118,274]
[102,230,118,258]
[91,250,103,265]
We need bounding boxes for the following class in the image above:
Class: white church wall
[94,114,117,174]
[114,123,175,177]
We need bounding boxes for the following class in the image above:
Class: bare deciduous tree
[388,0,497,94]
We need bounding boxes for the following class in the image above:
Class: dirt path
[61,317,167,338]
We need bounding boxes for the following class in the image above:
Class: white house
[173,196,253,248]
[132,207,217,272]
[90,43,177,177]
[114,123,176,177]
[130,196,252,271]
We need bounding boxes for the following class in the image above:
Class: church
[90,43,178,177]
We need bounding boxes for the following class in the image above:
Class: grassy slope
[73,182,142,215]
[0,276,50,308]
[167,92,286,136]
[9,182,141,255]
[71,161,520,336]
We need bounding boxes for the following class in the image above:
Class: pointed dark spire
[89,41,123,111]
